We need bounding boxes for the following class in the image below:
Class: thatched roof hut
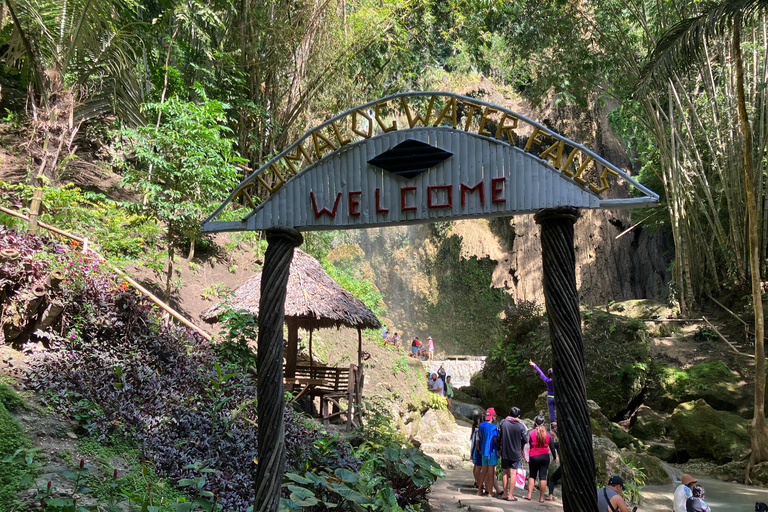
[201,248,380,331]
[201,248,380,379]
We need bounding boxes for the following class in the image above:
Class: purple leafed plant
[0,227,360,511]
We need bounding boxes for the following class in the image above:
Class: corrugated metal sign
[202,92,658,233]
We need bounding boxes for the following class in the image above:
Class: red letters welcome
[310,191,342,218]
[461,182,484,206]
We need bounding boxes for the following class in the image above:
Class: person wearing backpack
[597,475,631,512]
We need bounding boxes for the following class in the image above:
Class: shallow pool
[642,477,768,512]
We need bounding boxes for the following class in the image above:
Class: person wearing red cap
[475,408,502,498]
[674,474,698,512]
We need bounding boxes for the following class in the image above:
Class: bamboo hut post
[535,208,597,512]
[309,329,313,369]
[357,328,362,369]
[253,227,302,512]
[285,318,299,381]
[347,364,355,430]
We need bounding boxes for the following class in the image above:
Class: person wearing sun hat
[475,407,502,498]
[597,475,631,512]
[674,474,698,512]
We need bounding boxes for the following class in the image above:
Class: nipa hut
[201,248,381,427]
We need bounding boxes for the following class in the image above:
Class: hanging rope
[253,227,303,512]
[535,208,598,512]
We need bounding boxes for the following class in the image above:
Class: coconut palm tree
[638,0,768,482]
[2,0,145,182]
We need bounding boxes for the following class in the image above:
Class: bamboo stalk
[703,316,755,359]
[0,205,212,341]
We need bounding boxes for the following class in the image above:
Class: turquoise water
[642,478,768,512]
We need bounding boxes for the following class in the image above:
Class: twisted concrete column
[254,227,303,512]
[535,208,597,512]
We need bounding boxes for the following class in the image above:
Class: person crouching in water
[525,416,551,502]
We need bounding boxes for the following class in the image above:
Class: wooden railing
[288,364,363,429]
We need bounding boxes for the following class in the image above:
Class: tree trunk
[165,245,174,304]
[735,14,768,482]
[253,227,303,512]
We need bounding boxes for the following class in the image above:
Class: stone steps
[420,442,468,456]
[420,421,473,471]
[433,431,470,444]
[427,453,473,470]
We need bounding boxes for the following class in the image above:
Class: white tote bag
[515,469,527,490]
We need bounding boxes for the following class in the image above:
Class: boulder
[592,436,668,487]
[648,362,748,414]
[671,400,750,463]
[592,437,641,486]
[451,400,485,421]
[621,452,671,485]
[610,423,643,452]
[412,408,456,445]
[629,405,673,440]
[751,462,768,487]
[647,443,677,462]
[534,391,549,420]
[712,460,748,482]
[589,400,612,438]
[593,436,625,485]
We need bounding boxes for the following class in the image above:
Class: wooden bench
[292,364,363,428]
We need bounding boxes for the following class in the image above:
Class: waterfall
[422,357,486,388]
[659,461,683,483]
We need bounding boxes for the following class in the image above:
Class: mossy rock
[621,452,671,485]
[647,362,747,413]
[588,400,612,438]
[647,443,677,462]
[470,302,654,420]
[534,391,549,420]
[451,387,480,405]
[750,462,768,487]
[469,358,515,417]
[592,437,645,487]
[629,405,673,440]
[608,299,675,320]
[610,423,642,451]
[581,308,651,419]
[712,460,748,482]
[671,399,750,463]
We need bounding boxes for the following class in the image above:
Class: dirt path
[429,468,563,511]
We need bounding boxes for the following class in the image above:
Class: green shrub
[0,384,26,412]
[0,401,31,511]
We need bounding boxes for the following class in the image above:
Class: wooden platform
[287,364,363,429]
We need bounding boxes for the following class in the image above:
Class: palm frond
[637,0,768,92]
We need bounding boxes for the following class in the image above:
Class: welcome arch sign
[202,92,658,512]
[202,92,657,232]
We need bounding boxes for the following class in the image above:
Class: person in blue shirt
[475,408,503,498]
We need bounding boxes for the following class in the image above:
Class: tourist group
[381,327,435,360]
